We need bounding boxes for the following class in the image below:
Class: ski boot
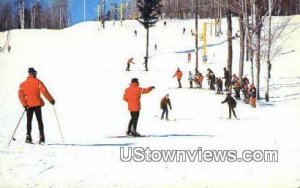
[25,134,33,144]
[126,130,132,136]
[131,131,141,137]
[39,133,45,144]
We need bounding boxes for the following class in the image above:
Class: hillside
[0,17,300,187]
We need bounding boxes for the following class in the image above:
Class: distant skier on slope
[187,52,191,63]
[216,77,223,94]
[223,67,230,92]
[18,68,55,143]
[123,78,155,137]
[241,75,250,103]
[126,57,135,71]
[160,94,172,121]
[195,72,203,89]
[249,84,257,108]
[221,92,238,119]
[173,68,183,88]
[231,74,241,100]
[206,68,215,90]
[188,71,194,88]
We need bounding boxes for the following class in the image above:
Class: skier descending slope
[221,92,238,120]
[18,68,55,144]
[160,94,172,121]
[123,78,155,137]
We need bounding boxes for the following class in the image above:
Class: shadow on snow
[47,143,135,147]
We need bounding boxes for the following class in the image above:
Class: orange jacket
[123,83,153,111]
[18,75,54,107]
[173,69,183,80]
[127,58,135,64]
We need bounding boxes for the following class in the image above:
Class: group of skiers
[173,68,204,89]
[170,66,258,120]
[17,63,258,142]
[204,67,257,108]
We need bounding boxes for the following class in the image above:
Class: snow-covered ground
[0,16,300,187]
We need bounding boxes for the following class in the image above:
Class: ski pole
[53,105,65,144]
[8,109,26,146]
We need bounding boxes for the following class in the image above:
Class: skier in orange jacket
[18,68,55,144]
[123,78,155,136]
[173,68,183,88]
[126,57,135,71]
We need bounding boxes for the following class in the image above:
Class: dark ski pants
[234,88,241,99]
[178,79,182,88]
[126,64,130,71]
[26,106,44,137]
[228,106,237,119]
[189,80,193,88]
[128,111,140,132]
[161,107,169,119]
[217,85,223,94]
[225,80,230,91]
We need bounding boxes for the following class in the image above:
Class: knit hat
[131,78,139,83]
[28,67,37,75]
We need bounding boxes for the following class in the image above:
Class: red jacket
[123,83,153,111]
[18,75,54,107]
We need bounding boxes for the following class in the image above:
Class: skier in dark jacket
[241,76,250,103]
[223,67,230,91]
[216,77,223,94]
[160,94,172,121]
[206,68,215,90]
[221,93,238,119]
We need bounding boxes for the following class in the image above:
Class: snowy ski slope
[0,17,300,187]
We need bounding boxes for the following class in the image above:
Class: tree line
[0,0,69,32]
[160,0,300,19]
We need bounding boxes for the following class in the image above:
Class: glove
[151,86,156,89]
[50,100,55,105]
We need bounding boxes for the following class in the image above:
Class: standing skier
[206,68,215,90]
[232,74,241,100]
[187,52,191,63]
[249,84,257,108]
[195,72,203,89]
[221,93,238,119]
[173,68,183,88]
[160,94,172,121]
[216,77,223,94]
[18,68,55,143]
[123,78,155,136]
[188,71,194,88]
[241,76,250,103]
[223,67,230,92]
[126,57,135,71]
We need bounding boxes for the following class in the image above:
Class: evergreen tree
[136,0,162,71]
